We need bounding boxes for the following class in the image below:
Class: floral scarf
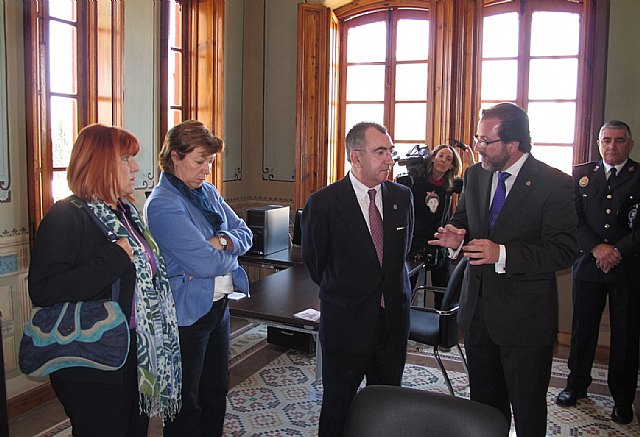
[88,199,182,422]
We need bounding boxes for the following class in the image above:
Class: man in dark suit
[429,103,578,436]
[302,121,414,437]
[556,120,640,425]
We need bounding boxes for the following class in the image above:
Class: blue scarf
[165,172,224,233]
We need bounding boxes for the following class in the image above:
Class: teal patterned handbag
[18,199,130,377]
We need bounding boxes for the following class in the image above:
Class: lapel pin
[579,176,589,187]
[393,204,398,210]
[630,166,636,173]
[525,180,532,186]
[593,166,600,172]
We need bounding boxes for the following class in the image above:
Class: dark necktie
[368,189,385,308]
[608,167,617,191]
[368,189,384,265]
[488,171,511,229]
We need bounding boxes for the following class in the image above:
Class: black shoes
[556,388,587,407]
[611,405,634,425]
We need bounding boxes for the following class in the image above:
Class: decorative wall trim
[262,0,297,182]
[0,228,28,239]
[0,3,10,202]
[225,194,294,203]
[261,167,295,181]
[20,273,30,327]
[0,255,17,276]
[226,167,242,181]
[0,284,12,321]
[0,233,30,273]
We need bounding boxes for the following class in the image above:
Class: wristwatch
[218,235,228,251]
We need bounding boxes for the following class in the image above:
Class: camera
[394,145,429,188]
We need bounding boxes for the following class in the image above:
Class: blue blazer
[145,173,252,326]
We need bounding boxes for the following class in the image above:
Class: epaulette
[573,161,597,169]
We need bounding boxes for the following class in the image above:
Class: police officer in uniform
[556,120,640,425]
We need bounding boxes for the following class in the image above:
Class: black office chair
[409,257,469,396]
[343,385,509,437]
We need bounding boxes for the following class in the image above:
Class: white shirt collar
[603,159,627,175]
[501,152,529,179]
[349,171,381,201]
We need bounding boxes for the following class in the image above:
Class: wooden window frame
[295,0,606,208]
[478,0,608,168]
[159,0,225,190]
[24,1,124,241]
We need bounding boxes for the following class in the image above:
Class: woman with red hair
[28,124,182,436]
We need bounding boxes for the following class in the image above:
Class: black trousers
[50,332,148,437]
[164,298,231,437]
[567,280,640,406]
[466,295,553,437]
[318,309,407,437]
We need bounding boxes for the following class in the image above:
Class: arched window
[340,7,432,177]
[479,0,599,174]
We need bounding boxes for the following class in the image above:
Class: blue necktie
[488,171,511,229]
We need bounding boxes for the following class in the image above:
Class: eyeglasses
[473,136,502,148]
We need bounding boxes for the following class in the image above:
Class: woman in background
[28,124,182,436]
[145,120,252,437]
[409,144,465,306]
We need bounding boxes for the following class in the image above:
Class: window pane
[531,12,579,57]
[346,65,385,101]
[481,60,518,101]
[168,109,182,130]
[531,145,573,175]
[393,143,426,178]
[50,96,77,168]
[482,13,518,58]
[528,102,576,144]
[169,49,182,107]
[345,104,384,135]
[395,63,428,101]
[347,21,386,63]
[529,59,578,100]
[49,21,77,94]
[52,171,73,202]
[396,19,429,61]
[48,0,76,22]
[169,1,182,48]
[394,103,426,141]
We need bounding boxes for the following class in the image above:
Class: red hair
[67,124,140,204]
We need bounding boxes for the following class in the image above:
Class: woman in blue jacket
[145,120,252,437]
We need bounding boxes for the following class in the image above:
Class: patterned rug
[36,323,639,436]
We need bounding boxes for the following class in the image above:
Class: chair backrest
[343,385,509,437]
[439,257,469,310]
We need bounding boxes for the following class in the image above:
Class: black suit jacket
[451,156,578,347]
[301,175,414,353]
[28,196,136,384]
[572,159,640,284]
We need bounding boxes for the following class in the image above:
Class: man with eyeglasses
[302,121,414,437]
[429,103,577,436]
[556,120,640,425]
